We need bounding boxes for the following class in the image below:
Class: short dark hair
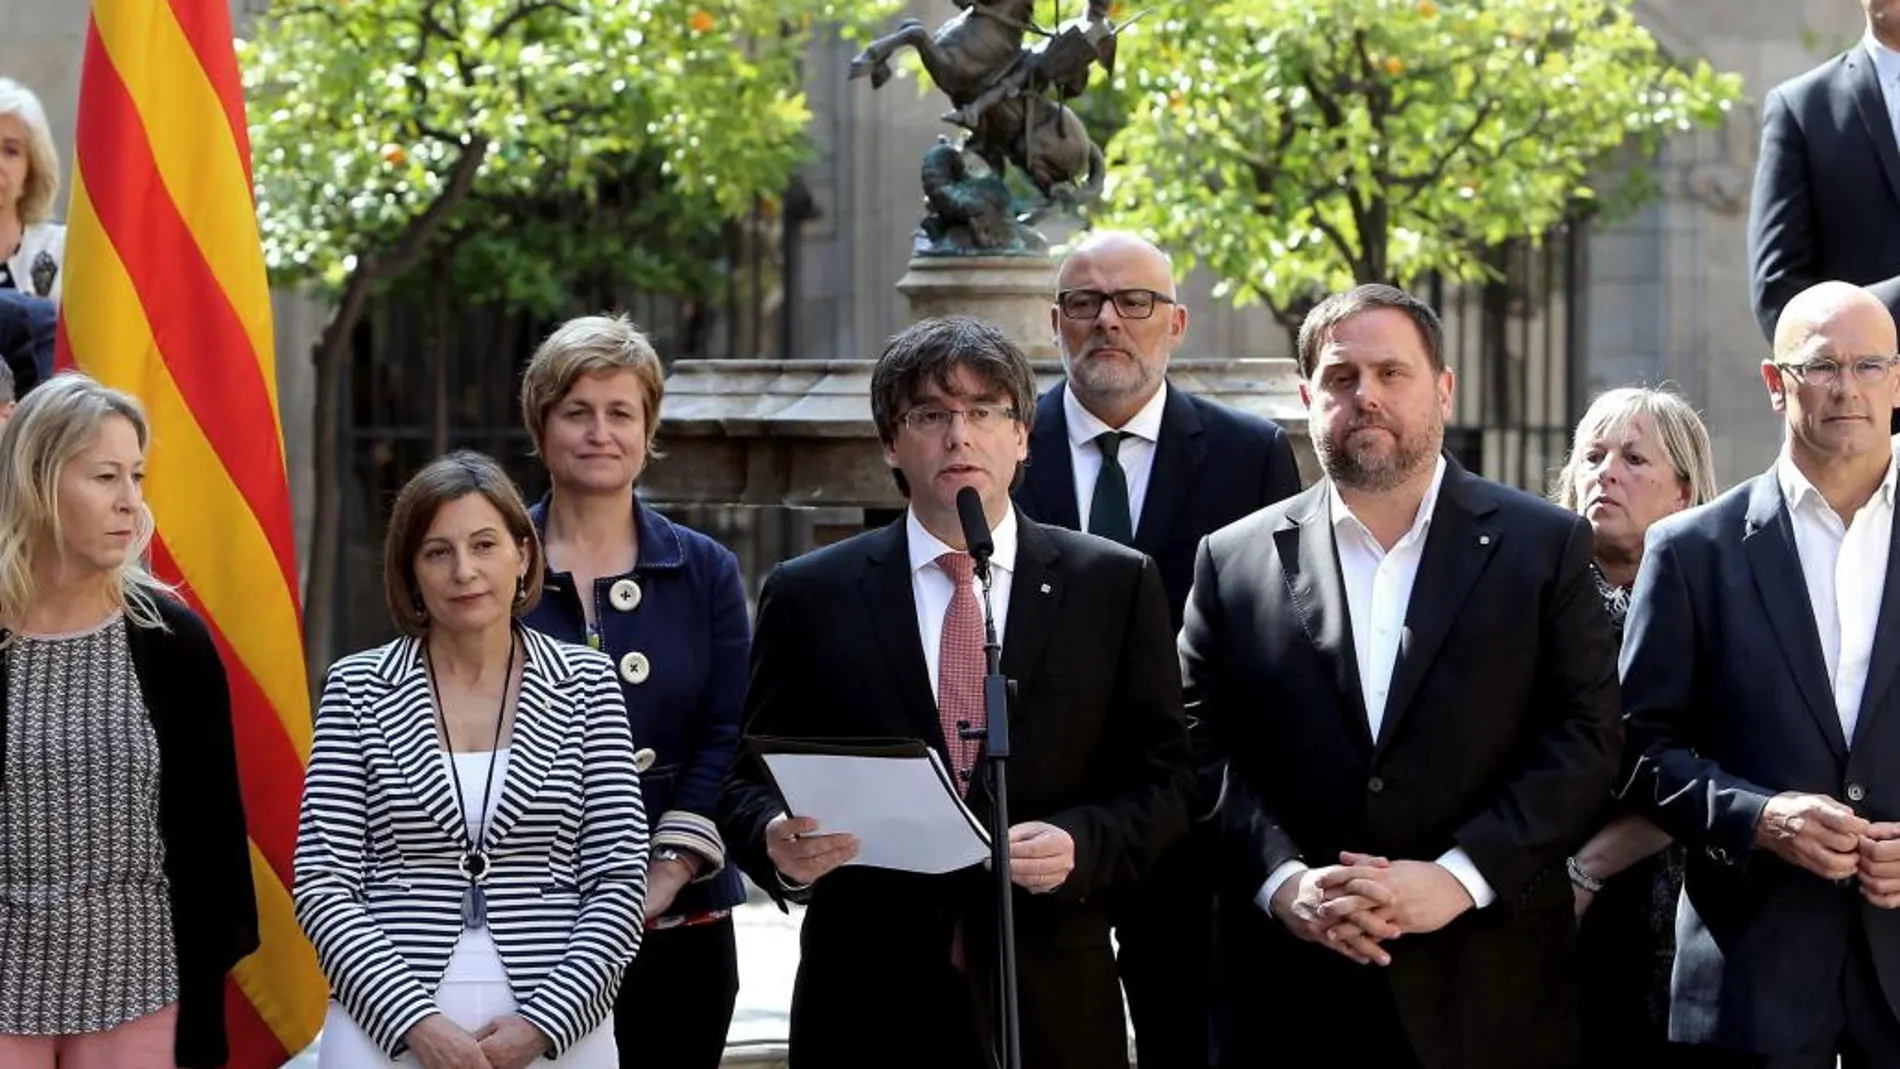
[383,450,544,636]
[868,316,1037,498]
[1296,284,1446,379]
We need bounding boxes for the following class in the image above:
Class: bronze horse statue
[848,0,1110,216]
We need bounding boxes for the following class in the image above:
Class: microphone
[956,486,995,578]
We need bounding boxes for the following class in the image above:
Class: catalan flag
[56,1,325,1065]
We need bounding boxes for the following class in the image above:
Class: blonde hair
[1552,386,1719,513]
[519,314,666,460]
[0,373,170,634]
[0,78,61,225]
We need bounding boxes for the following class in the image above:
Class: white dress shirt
[1066,382,1169,533]
[1257,457,1498,915]
[908,505,1018,703]
[1867,32,1900,152]
[1778,450,1897,744]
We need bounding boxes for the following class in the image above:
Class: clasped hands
[1268,852,1476,967]
[1755,791,1900,908]
[404,1011,548,1069]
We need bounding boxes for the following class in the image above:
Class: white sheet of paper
[761,749,991,874]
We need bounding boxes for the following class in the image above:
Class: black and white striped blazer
[293,627,648,1059]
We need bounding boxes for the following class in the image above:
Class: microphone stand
[960,554,1020,1069]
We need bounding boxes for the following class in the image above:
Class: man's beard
[1063,340,1159,403]
[1313,414,1442,492]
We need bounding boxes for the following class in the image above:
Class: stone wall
[805,0,1873,490]
[1586,0,1864,485]
[3,0,1880,571]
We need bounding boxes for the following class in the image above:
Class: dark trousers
[1576,851,1681,1069]
[1211,890,1420,1069]
[1114,826,1215,1069]
[787,948,991,1069]
[1677,934,1900,1069]
[614,917,740,1069]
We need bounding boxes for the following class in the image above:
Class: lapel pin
[1040,583,1052,594]
[1478,535,1492,546]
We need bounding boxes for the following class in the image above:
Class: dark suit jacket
[1620,470,1900,1053]
[0,290,54,398]
[719,515,1193,1069]
[1013,382,1303,632]
[1182,460,1622,1069]
[1749,46,1900,341]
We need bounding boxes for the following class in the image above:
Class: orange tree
[1096,0,1742,330]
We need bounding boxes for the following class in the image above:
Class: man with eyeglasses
[1622,280,1900,1067]
[720,315,1193,1069]
[1013,230,1300,1069]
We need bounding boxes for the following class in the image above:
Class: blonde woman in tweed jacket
[295,452,648,1069]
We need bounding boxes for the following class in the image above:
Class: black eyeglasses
[1774,355,1900,387]
[1056,288,1177,321]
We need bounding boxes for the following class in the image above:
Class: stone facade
[0,0,1874,548]
[1587,0,1867,485]
[796,0,1868,490]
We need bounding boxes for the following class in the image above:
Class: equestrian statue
[848,0,1122,256]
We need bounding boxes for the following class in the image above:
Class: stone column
[894,254,1060,359]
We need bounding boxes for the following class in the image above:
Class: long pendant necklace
[425,630,516,930]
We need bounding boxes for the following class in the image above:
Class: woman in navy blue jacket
[517,315,751,1069]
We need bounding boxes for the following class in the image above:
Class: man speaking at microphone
[720,315,1192,1069]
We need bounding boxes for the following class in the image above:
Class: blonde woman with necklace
[295,451,647,1069]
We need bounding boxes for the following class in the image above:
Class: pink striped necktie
[935,551,986,795]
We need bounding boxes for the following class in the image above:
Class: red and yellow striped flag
[57,1,325,1065]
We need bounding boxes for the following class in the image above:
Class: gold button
[619,650,651,685]
[609,578,643,612]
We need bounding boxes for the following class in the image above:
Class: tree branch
[414,120,465,144]
[354,138,490,297]
[1309,211,1360,274]
[1300,70,1345,129]
[1486,105,1554,170]
[1295,64,1372,278]
[1394,99,1499,196]
[490,1,581,41]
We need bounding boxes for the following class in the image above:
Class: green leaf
[242,0,900,312]
[1090,0,1743,319]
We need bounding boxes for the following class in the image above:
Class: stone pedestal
[894,254,1060,360]
[639,252,1313,560]
[640,357,1311,508]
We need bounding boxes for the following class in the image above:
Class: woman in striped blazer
[295,452,649,1069]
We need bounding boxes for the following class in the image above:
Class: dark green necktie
[1088,430,1134,545]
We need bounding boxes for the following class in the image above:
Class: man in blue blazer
[0,290,53,401]
[1012,231,1301,1069]
[1622,280,1900,1067]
